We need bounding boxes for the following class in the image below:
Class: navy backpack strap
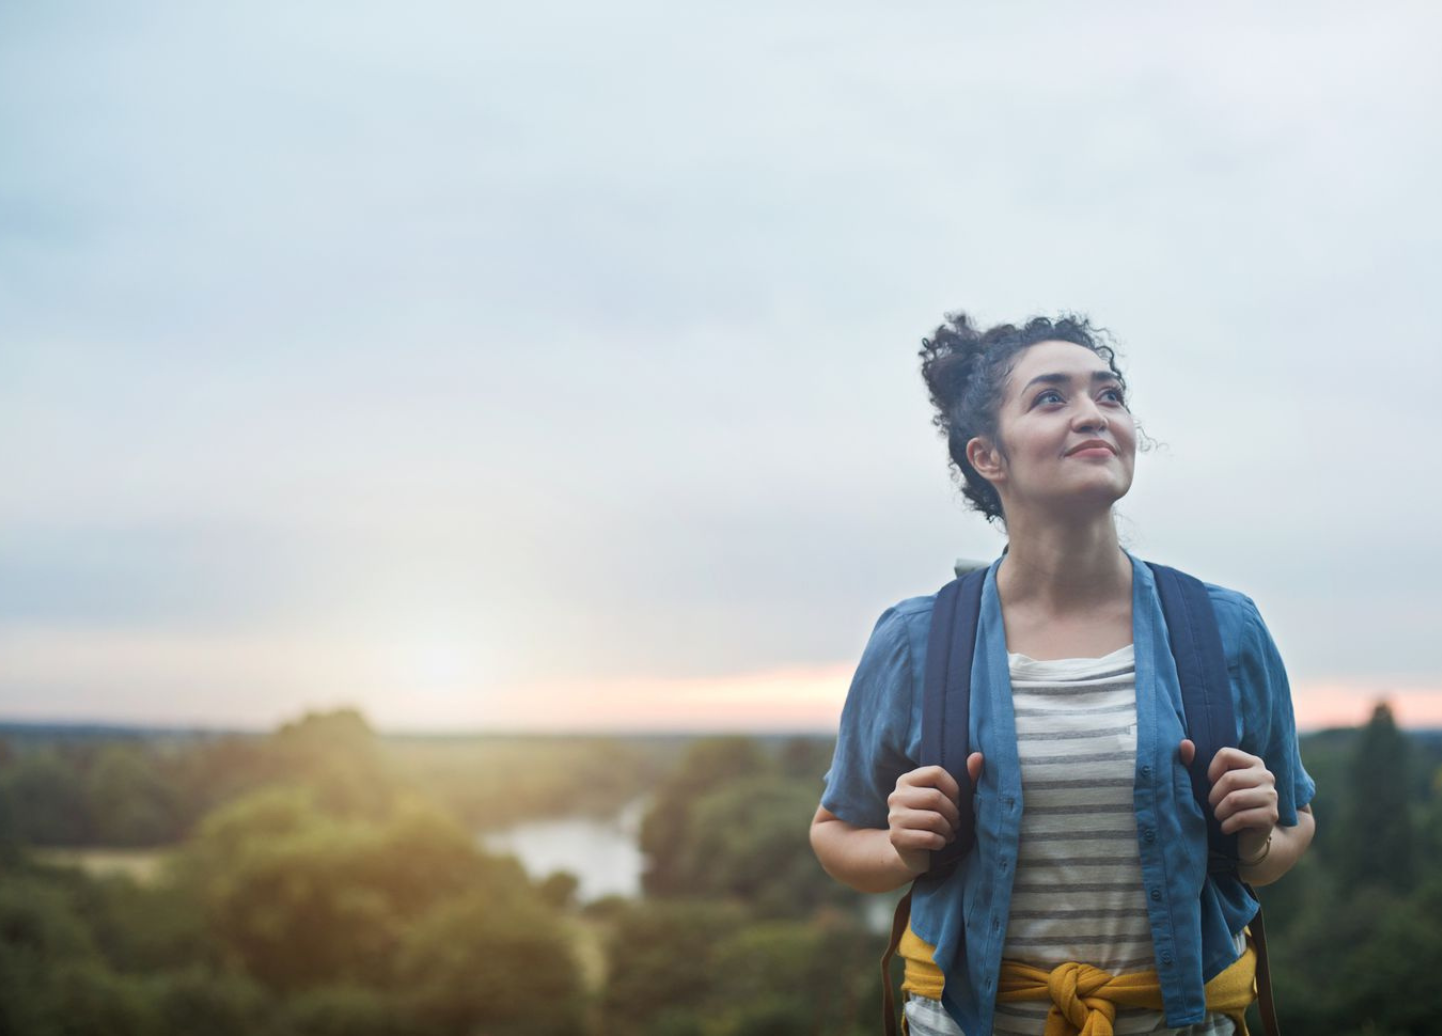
[920,567,987,874]
[1149,562,1280,1035]
[1147,562,1241,873]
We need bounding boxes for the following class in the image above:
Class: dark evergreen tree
[1338,701,1414,893]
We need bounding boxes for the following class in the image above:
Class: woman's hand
[1179,739,1278,861]
[886,753,983,876]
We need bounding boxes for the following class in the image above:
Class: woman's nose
[1072,398,1108,432]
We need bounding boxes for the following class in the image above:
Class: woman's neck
[995,514,1131,614]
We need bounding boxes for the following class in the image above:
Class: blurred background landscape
[2,706,1441,1035]
[4,1,1442,1033]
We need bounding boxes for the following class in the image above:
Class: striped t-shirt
[992,643,1239,1036]
[905,644,1243,1036]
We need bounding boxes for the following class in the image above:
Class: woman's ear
[967,436,1005,484]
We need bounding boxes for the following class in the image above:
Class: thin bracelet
[1239,833,1272,867]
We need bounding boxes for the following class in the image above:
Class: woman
[810,313,1316,1036]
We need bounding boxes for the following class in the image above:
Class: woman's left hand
[1178,740,1279,857]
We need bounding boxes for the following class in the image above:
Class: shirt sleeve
[819,604,919,830]
[1233,596,1317,826]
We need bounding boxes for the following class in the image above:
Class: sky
[2,1,1440,733]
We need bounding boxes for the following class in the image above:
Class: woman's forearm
[1238,805,1315,887]
[810,807,921,894]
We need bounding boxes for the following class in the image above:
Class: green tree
[600,899,750,1036]
[5,749,91,845]
[0,873,116,1035]
[395,890,585,1036]
[777,737,834,781]
[148,966,275,1036]
[675,776,833,917]
[267,709,399,819]
[1345,874,1442,1035]
[538,870,580,911]
[276,983,411,1036]
[87,744,184,846]
[706,917,877,1036]
[77,870,214,975]
[40,960,158,1036]
[176,785,538,996]
[640,737,768,897]
[1338,702,1414,893]
[0,777,22,865]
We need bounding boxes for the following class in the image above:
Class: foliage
[273,984,410,1036]
[598,900,876,1036]
[5,712,1442,1036]
[85,745,184,846]
[598,898,751,1036]
[641,736,769,897]
[146,967,274,1036]
[0,715,669,853]
[174,786,525,992]
[2,748,92,845]
[0,777,23,865]
[538,870,581,910]
[1338,703,1414,893]
[395,890,585,1035]
[639,736,859,918]
[673,776,830,916]
[387,733,669,831]
[0,874,153,1036]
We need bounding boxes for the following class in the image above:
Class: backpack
[880,559,1278,1036]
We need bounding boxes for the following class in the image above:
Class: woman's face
[970,339,1137,519]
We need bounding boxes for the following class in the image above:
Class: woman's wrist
[1236,808,1314,886]
[1238,831,1272,867]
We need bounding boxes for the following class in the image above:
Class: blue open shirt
[820,551,1316,1034]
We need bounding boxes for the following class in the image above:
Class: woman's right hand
[887,752,984,876]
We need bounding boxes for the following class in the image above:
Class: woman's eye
[1036,390,1064,405]
[1101,388,1127,405]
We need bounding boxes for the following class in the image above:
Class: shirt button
[1162,952,1174,966]
[992,917,1001,932]
[1144,828,1156,844]
[1150,887,1162,902]
[1141,765,1152,778]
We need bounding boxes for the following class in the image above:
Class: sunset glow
[2,618,1435,733]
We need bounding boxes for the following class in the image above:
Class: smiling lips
[1065,440,1116,457]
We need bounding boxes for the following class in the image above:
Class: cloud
[2,1,1440,727]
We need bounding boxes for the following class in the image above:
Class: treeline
[0,712,671,847]
[1251,704,1442,1035]
[3,705,1441,1034]
[0,712,879,1035]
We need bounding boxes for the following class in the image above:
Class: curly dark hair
[919,311,1128,524]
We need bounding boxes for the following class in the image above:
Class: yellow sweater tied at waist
[899,923,1257,1036]
[995,937,1257,1036]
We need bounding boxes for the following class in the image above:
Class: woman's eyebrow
[1021,370,1121,392]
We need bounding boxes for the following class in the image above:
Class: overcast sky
[2,1,1439,732]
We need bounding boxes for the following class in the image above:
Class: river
[478,797,649,903]
[479,797,894,933]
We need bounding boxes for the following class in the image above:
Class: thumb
[966,751,984,786]
[1179,739,1195,768]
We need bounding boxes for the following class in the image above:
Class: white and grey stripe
[990,644,1238,1036]
[902,995,1237,1036]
